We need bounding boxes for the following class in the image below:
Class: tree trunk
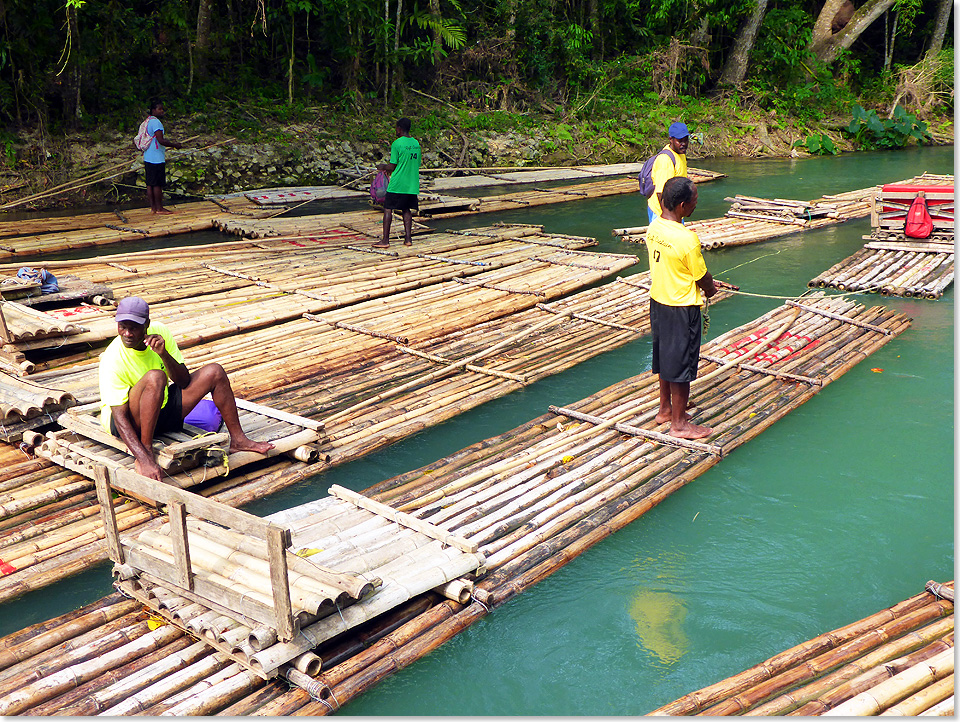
[925,0,953,58]
[718,0,767,86]
[393,0,402,95]
[588,0,600,60]
[810,0,898,63]
[883,11,897,72]
[195,0,212,79]
[429,0,441,66]
[810,0,847,52]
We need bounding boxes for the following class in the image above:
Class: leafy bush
[796,133,837,155]
[844,104,931,149]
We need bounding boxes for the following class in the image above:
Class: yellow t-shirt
[646,147,688,217]
[646,216,707,306]
[98,322,184,431]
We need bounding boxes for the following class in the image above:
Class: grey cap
[116,296,149,324]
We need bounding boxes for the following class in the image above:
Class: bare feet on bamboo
[655,400,697,425]
[372,240,390,248]
[230,436,274,455]
[669,422,712,440]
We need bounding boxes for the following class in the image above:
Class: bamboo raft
[0,197,284,258]
[807,240,954,298]
[0,293,911,715]
[651,580,954,715]
[0,226,602,359]
[613,173,951,250]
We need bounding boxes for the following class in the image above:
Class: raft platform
[809,178,955,298]
[651,581,954,716]
[0,293,912,715]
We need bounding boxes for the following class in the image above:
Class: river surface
[0,146,953,715]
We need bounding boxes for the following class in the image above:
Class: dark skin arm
[145,333,190,387]
[696,270,718,299]
[376,161,396,173]
[153,129,183,150]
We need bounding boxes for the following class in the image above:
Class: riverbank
[0,97,953,212]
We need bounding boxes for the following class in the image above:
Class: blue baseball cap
[116,296,149,325]
[668,121,689,139]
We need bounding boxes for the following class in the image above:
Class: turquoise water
[0,147,953,715]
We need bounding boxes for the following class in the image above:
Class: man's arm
[696,270,718,298]
[111,403,163,481]
[144,334,190,387]
[377,161,397,173]
[153,129,183,150]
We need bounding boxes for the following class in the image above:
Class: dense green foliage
[844,103,931,148]
[0,0,951,133]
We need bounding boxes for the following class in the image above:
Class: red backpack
[904,191,933,238]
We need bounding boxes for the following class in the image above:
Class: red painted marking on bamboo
[0,560,16,575]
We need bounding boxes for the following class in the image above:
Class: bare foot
[156,208,174,215]
[230,436,274,455]
[655,409,692,424]
[372,240,390,248]
[403,240,412,246]
[669,422,713,440]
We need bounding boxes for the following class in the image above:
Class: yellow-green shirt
[646,216,707,306]
[98,322,184,431]
[646,147,688,217]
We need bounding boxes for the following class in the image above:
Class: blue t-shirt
[143,117,165,164]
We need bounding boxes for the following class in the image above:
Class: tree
[809,0,898,63]
[924,0,952,57]
[718,0,768,86]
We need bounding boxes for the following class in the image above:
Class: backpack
[370,170,388,203]
[638,148,677,197]
[904,191,933,239]
[134,116,157,151]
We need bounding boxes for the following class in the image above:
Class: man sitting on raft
[99,296,273,481]
[645,176,717,440]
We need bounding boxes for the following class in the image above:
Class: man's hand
[144,334,168,356]
[135,457,163,482]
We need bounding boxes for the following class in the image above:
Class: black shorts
[110,384,183,437]
[650,298,702,383]
[144,161,166,188]
[383,192,418,211]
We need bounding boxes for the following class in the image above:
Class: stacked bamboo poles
[614,173,953,250]
[12,228,598,357]
[0,372,74,421]
[649,581,954,716]
[808,244,954,298]
[0,294,910,715]
[28,246,638,402]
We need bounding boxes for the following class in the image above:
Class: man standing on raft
[142,99,184,215]
[373,117,421,249]
[99,296,273,481]
[647,121,690,224]
[646,176,717,440]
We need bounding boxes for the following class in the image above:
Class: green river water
[0,146,953,715]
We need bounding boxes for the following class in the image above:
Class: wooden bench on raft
[24,397,326,490]
[93,463,380,680]
[870,183,954,242]
[93,464,485,683]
